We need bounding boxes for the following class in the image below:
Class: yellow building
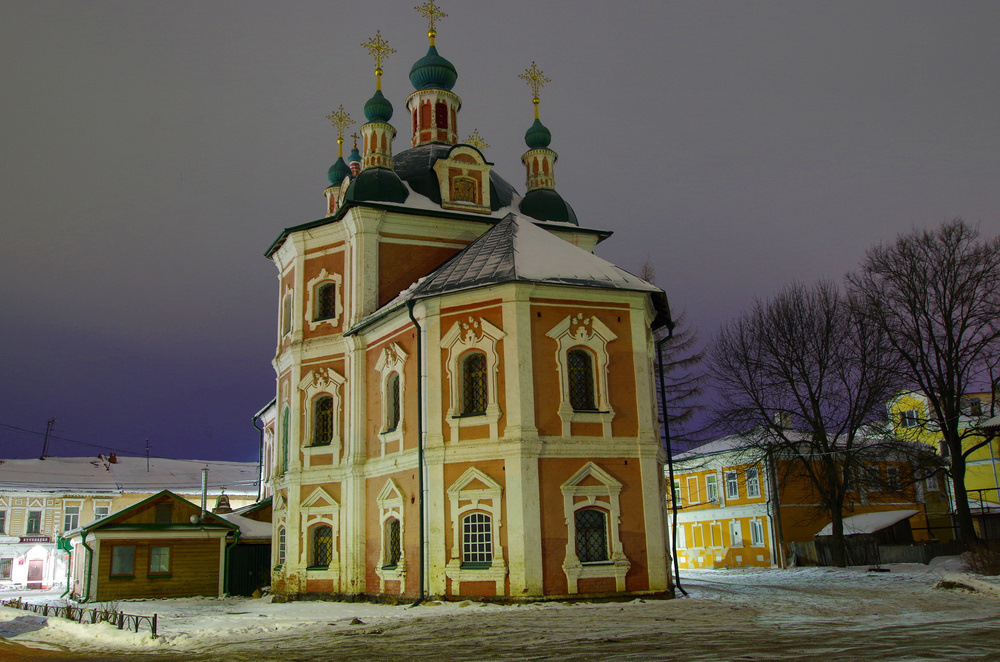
[670,435,938,568]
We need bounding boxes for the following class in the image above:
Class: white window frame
[745,467,761,499]
[276,526,286,568]
[749,519,765,547]
[62,502,81,532]
[546,314,617,438]
[299,488,341,582]
[900,409,920,429]
[443,317,505,442]
[705,475,718,502]
[304,269,343,330]
[445,467,507,594]
[92,502,111,522]
[560,462,631,594]
[725,471,739,500]
[686,476,700,504]
[25,509,42,535]
[375,343,408,456]
[280,286,294,338]
[729,521,744,548]
[672,480,681,505]
[298,368,346,462]
[375,479,407,590]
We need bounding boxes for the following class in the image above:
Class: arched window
[568,348,597,411]
[383,517,401,568]
[315,282,337,321]
[385,373,400,432]
[277,526,286,566]
[280,407,290,473]
[435,102,448,128]
[575,508,609,563]
[311,524,333,568]
[461,352,488,415]
[312,395,333,445]
[461,512,492,565]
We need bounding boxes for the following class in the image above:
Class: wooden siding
[96,537,221,601]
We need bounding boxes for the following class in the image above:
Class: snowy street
[2,561,999,661]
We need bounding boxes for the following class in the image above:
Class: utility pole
[39,418,56,460]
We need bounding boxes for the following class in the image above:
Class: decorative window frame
[432,145,493,214]
[298,368,346,459]
[725,471,739,499]
[275,525,286,569]
[375,343,408,456]
[281,286,294,338]
[745,466,761,498]
[443,317,505,442]
[375,479,406,590]
[546,314,617,437]
[304,269,343,330]
[445,467,507,594]
[749,519,766,547]
[705,475,719,502]
[299,488,340,580]
[561,462,630,594]
[61,499,83,533]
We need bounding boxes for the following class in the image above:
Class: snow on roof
[220,512,272,539]
[815,510,918,537]
[0,457,258,495]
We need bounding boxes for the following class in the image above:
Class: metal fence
[1,598,157,637]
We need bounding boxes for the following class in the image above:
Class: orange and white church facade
[263,6,673,601]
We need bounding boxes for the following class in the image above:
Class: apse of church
[263,2,673,601]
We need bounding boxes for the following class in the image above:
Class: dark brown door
[27,559,43,588]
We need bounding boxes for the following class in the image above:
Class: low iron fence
[1,598,157,637]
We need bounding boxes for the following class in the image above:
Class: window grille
[461,512,492,564]
[386,373,400,431]
[575,508,609,563]
[567,348,597,411]
[277,527,286,565]
[461,352,488,415]
[453,178,476,203]
[312,525,333,567]
[313,395,333,445]
[384,518,401,567]
[316,283,337,320]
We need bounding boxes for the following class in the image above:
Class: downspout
[81,532,95,603]
[656,332,686,597]
[252,414,265,502]
[765,450,786,568]
[406,300,426,606]
[223,530,241,596]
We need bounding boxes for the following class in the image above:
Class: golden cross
[326,105,354,156]
[519,61,550,118]
[351,133,359,150]
[415,1,447,40]
[465,129,489,151]
[362,30,396,88]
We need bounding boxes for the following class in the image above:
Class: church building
[263,3,673,601]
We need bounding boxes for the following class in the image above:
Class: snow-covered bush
[962,545,1000,575]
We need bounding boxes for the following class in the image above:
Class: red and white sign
[19,536,51,543]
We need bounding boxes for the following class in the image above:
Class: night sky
[2,1,998,462]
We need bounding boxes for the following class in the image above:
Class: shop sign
[19,536,51,543]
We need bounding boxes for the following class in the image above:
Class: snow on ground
[2,557,1000,661]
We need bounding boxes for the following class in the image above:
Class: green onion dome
[524,117,552,149]
[348,145,362,164]
[364,89,393,123]
[344,167,409,204]
[327,157,351,185]
[519,188,578,226]
[409,45,458,91]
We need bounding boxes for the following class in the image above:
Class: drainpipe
[656,332,686,596]
[223,530,241,596]
[252,414,265,502]
[406,300,426,606]
[80,532,94,603]
[765,450,786,568]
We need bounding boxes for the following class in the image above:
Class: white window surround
[706,475,718,503]
[375,479,406,589]
[545,314,617,438]
[445,467,507,594]
[432,145,493,213]
[276,526,286,568]
[375,343,408,456]
[749,519,765,547]
[746,467,761,499]
[443,317,506,442]
[299,488,340,580]
[281,286,294,338]
[560,462,630,594]
[304,268,343,330]
[298,368,346,460]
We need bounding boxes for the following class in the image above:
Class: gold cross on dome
[326,105,354,141]
[465,129,489,151]
[362,30,396,87]
[519,61,550,104]
[351,133,359,149]
[415,1,447,37]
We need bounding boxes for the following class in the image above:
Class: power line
[1,421,153,457]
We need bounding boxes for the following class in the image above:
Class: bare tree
[708,280,906,566]
[847,220,1000,542]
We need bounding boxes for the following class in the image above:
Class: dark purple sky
[2,1,998,462]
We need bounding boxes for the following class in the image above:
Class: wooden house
[66,490,238,602]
